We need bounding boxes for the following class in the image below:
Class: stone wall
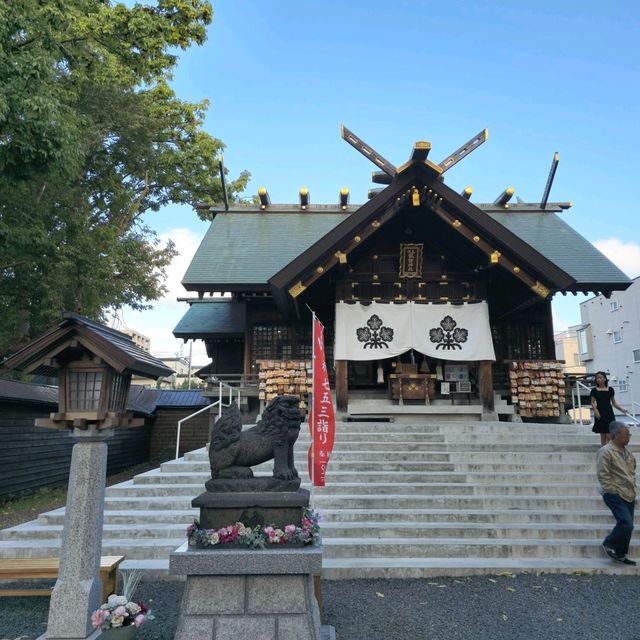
[150,407,212,462]
[0,400,152,498]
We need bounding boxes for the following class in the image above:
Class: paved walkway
[1,573,639,640]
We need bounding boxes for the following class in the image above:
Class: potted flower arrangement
[187,507,320,549]
[91,571,153,639]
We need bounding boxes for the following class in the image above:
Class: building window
[618,380,628,393]
[613,330,622,344]
[633,349,640,363]
[610,301,619,312]
[577,329,589,354]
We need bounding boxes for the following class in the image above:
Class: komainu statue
[209,395,301,480]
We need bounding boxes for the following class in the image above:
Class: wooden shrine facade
[175,127,631,416]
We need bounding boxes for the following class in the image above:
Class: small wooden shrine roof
[173,299,246,338]
[2,313,174,379]
[0,378,58,406]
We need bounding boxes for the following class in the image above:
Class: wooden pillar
[335,359,348,412]
[243,326,252,375]
[478,360,495,414]
[544,300,556,359]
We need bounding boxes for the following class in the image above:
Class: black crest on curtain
[429,315,468,350]
[356,314,394,349]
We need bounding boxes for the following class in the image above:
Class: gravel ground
[2,573,640,640]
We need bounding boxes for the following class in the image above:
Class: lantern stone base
[170,543,328,640]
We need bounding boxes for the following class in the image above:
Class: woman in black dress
[590,371,628,445]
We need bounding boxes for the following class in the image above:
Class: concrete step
[321,557,640,579]
[321,537,617,560]
[310,494,606,510]
[1,419,632,579]
[160,459,598,474]
[318,508,617,525]
[318,522,633,540]
[38,509,198,526]
[0,538,183,559]
[132,470,600,486]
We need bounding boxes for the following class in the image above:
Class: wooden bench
[0,556,124,601]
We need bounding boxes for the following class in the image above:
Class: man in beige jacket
[597,420,636,565]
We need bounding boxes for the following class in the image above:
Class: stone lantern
[3,313,173,640]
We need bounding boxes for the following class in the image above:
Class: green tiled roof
[181,207,629,290]
[182,212,350,287]
[173,300,246,337]
[486,211,630,284]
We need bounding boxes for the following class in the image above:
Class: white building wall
[579,276,640,415]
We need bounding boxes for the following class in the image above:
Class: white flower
[126,602,141,615]
[110,615,125,627]
[107,595,127,607]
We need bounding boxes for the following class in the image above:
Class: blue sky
[119,0,640,361]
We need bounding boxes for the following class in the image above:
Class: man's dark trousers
[603,492,635,557]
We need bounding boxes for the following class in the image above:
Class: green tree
[0,0,248,355]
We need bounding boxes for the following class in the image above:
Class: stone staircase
[1,420,639,579]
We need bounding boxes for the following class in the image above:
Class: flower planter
[100,626,138,640]
[192,540,308,550]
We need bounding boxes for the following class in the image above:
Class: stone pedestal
[193,488,310,530]
[40,427,112,640]
[170,543,323,640]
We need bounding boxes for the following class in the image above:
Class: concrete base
[170,542,324,640]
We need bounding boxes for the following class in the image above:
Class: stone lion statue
[209,394,302,480]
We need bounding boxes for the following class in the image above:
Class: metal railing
[203,373,259,388]
[570,380,640,426]
[174,380,241,460]
[570,379,592,425]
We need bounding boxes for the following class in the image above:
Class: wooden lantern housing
[2,313,174,430]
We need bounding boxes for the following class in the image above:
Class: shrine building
[174,127,631,420]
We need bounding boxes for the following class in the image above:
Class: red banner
[308,316,335,486]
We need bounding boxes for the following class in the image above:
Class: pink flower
[114,605,127,617]
[285,524,297,535]
[134,614,146,628]
[186,523,196,537]
[91,609,108,629]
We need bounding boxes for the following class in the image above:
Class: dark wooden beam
[478,360,495,415]
[335,360,348,412]
[218,155,229,211]
[299,188,309,209]
[438,128,488,173]
[372,171,393,185]
[424,193,553,299]
[540,152,559,210]
[341,124,397,177]
[339,188,349,209]
[410,141,431,163]
[494,188,515,207]
[258,187,270,209]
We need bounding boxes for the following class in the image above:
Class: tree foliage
[0,0,248,355]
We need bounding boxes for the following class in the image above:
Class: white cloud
[112,227,210,365]
[158,227,204,308]
[594,238,640,278]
